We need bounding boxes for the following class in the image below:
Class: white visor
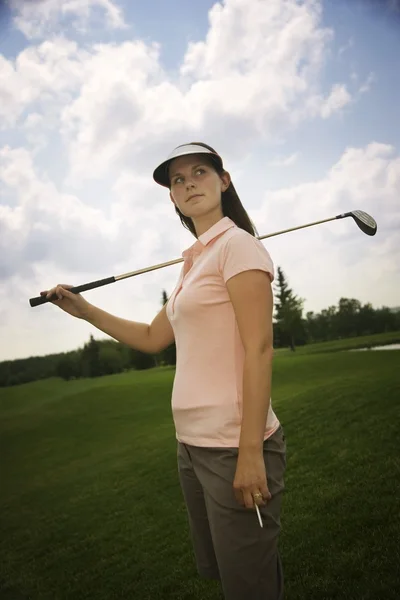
[153,143,223,188]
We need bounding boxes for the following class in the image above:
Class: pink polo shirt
[166,216,280,448]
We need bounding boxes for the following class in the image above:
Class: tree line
[1,269,399,387]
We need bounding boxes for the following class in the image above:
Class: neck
[192,208,225,237]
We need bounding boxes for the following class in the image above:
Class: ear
[169,191,176,206]
[221,171,231,192]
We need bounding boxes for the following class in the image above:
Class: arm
[226,269,274,451]
[84,302,175,355]
[226,268,274,509]
[239,349,273,451]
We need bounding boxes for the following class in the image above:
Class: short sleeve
[219,232,274,284]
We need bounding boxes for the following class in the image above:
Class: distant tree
[375,306,399,333]
[274,267,305,351]
[0,362,11,387]
[7,374,23,386]
[306,305,338,342]
[156,289,176,366]
[57,355,76,381]
[81,335,101,378]
[117,343,134,371]
[98,345,124,375]
[129,349,156,370]
[357,302,376,336]
[336,298,362,338]
[1,286,399,387]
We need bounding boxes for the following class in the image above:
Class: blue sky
[0,0,399,361]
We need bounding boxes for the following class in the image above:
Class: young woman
[42,142,286,600]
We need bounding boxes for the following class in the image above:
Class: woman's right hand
[40,285,92,320]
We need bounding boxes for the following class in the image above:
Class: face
[168,154,230,220]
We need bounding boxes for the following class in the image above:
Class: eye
[196,168,205,175]
[173,176,183,184]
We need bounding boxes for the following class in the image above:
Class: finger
[234,488,244,507]
[47,285,63,301]
[54,284,75,300]
[261,482,271,502]
[59,285,75,299]
[45,287,58,300]
[243,490,255,510]
[55,285,69,300]
[251,490,266,507]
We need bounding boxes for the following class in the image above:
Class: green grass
[1,334,400,599]
[274,329,400,355]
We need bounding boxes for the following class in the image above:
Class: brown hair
[169,142,259,238]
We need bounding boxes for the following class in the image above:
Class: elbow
[245,344,274,359]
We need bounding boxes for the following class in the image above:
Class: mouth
[187,194,203,202]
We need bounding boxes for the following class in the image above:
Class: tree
[129,349,156,370]
[274,267,305,351]
[358,302,376,336]
[98,345,124,375]
[306,305,337,342]
[156,289,176,367]
[57,354,77,381]
[80,335,101,378]
[336,298,362,338]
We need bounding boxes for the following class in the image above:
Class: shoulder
[219,227,270,256]
[216,226,274,280]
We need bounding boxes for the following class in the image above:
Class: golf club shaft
[29,215,338,307]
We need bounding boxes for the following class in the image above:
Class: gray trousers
[177,425,286,600]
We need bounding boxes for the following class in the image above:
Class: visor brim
[153,146,223,188]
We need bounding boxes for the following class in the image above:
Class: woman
[42,142,287,600]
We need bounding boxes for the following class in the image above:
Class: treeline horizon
[1,268,399,388]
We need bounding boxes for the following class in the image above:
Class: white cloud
[0,38,87,129]
[268,153,299,167]
[1,0,358,172]
[358,71,376,94]
[0,145,118,279]
[250,142,400,314]
[0,141,190,289]
[317,83,352,119]
[10,0,127,39]
[60,39,166,181]
[180,0,329,79]
[338,37,354,56]
[55,0,354,180]
[323,83,352,117]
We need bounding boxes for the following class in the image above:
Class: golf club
[29,209,377,308]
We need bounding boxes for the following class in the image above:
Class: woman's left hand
[233,449,272,509]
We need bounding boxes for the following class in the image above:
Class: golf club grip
[29,276,116,307]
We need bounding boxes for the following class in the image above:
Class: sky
[0,0,399,362]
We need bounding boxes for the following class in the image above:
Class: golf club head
[337,210,377,236]
[351,210,377,236]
